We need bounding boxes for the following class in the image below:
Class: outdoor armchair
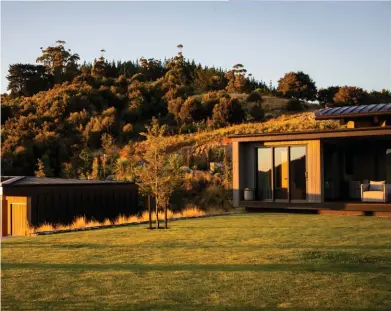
[361,181,388,203]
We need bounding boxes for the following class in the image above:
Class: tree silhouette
[277,71,317,101]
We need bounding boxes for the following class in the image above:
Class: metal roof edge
[227,126,391,140]
[1,176,136,187]
[315,110,391,120]
[1,176,26,186]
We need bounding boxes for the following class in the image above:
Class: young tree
[159,153,182,229]
[78,147,93,178]
[34,154,54,177]
[277,71,317,101]
[89,156,103,180]
[113,157,135,181]
[61,162,76,178]
[223,146,232,189]
[135,118,182,229]
[35,159,46,177]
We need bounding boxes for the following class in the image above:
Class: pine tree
[34,154,53,177]
[91,49,107,76]
[225,64,247,93]
[35,159,46,177]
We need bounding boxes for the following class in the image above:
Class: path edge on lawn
[33,211,245,236]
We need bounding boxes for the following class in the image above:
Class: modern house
[230,103,391,216]
[1,176,138,237]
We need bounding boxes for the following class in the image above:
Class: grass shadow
[2,262,391,273]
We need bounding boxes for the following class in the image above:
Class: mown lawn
[2,213,391,311]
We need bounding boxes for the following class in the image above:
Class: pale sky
[1,1,391,93]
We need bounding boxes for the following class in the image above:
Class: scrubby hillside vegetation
[2,41,390,181]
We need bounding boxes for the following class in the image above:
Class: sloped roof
[314,103,391,120]
[1,176,133,187]
[1,176,16,183]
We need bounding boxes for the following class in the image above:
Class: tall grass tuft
[28,207,216,235]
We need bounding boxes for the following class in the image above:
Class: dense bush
[286,99,304,111]
[245,102,264,121]
[246,90,262,103]
[2,41,388,179]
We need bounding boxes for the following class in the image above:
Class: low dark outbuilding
[1,176,138,236]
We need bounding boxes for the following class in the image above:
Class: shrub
[286,99,303,111]
[245,102,264,122]
[210,99,230,128]
[246,90,262,103]
[179,97,204,123]
[198,185,231,211]
[230,98,245,124]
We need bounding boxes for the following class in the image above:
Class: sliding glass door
[256,145,307,201]
[290,146,307,200]
[257,148,273,200]
[274,147,289,200]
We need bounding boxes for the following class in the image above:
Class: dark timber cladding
[1,177,138,235]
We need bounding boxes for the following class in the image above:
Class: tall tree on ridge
[225,64,247,93]
[7,64,51,97]
[277,71,317,101]
[165,44,194,128]
[317,86,340,107]
[36,40,80,84]
[333,86,368,106]
[92,49,107,77]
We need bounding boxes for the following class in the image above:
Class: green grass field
[2,213,391,311]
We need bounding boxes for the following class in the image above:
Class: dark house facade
[230,104,391,215]
[1,176,138,236]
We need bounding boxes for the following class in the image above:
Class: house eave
[227,126,391,143]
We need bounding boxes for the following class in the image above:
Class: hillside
[0,42,298,178]
[5,40,380,179]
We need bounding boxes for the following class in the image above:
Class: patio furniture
[361,181,388,203]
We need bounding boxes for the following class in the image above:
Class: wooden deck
[240,200,391,217]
